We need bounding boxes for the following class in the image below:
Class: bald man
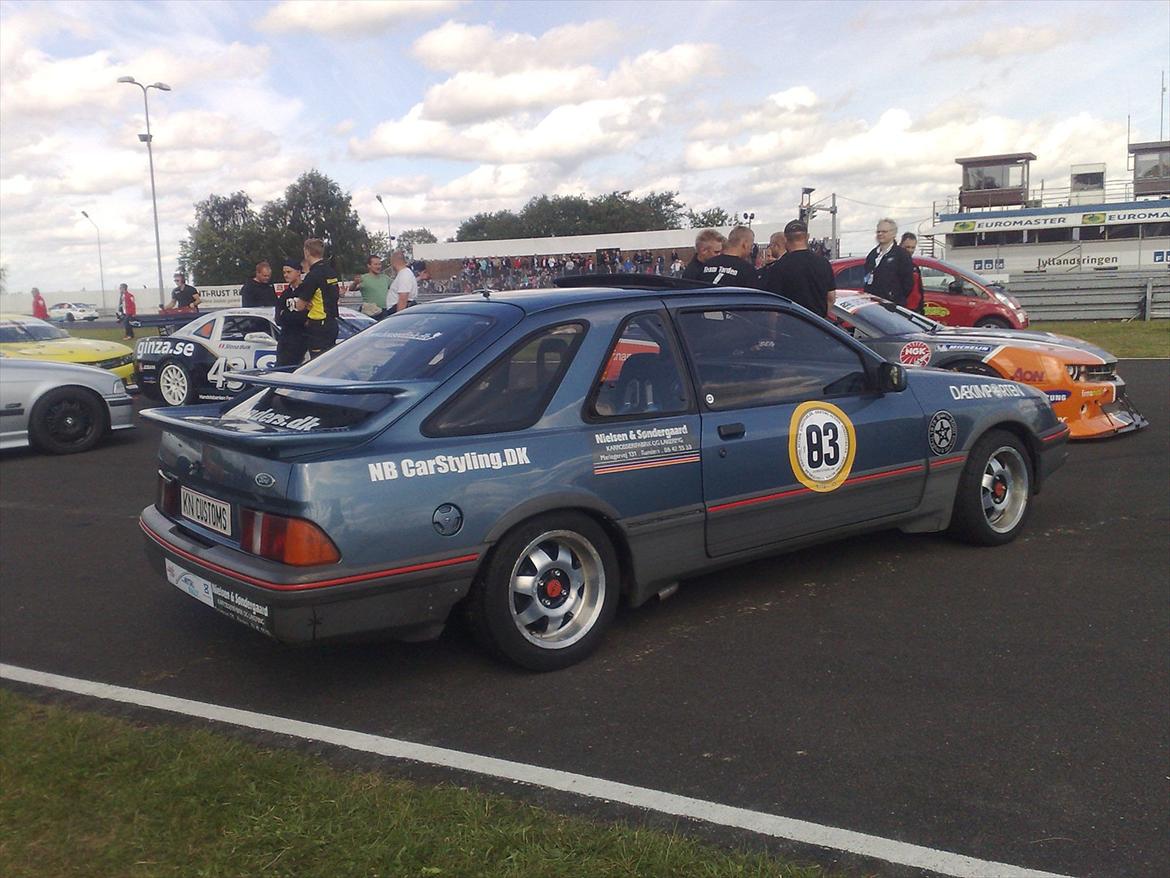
[697,225,760,288]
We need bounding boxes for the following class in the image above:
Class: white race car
[48,302,100,322]
[133,306,374,406]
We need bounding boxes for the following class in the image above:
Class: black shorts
[276,330,309,367]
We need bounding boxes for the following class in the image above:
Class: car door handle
[717,422,745,440]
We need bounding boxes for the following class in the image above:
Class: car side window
[676,308,869,411]
[425,322,586,437]
[590,313,690,419]
[221,316,273,340]
[920,267,969,295]
[835,264,866,289]
[193,320,215,339]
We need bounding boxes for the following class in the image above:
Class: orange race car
[832,292,1148,440]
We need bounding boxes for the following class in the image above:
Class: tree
[396,227,437,259]
[686,207,734,229]
[454,191,688,241]
[180,171,378,283]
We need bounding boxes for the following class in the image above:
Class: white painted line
[1,662,1074,878]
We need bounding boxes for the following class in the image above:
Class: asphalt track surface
[2,361,1167,878]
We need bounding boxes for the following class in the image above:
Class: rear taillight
[239,508,340,566]
[157,471,179,516]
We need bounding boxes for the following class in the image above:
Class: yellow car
[0,314,135,384]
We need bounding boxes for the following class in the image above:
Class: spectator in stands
[622,253,635,273]
[863,218,914,306]
[240,261,276,308]
[900,232,925,313]
[31,287,48,319]
[388,250,418,312]
[760,220,835,318]
[116,283,136,339]
[670,256,683,276]
[698,226,758,287]
[355,254,391,317]
[683,229,725,280]
[168,272,200,310]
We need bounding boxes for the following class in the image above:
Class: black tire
[28,387,107,455]
[975,316,1010,329]
[467,512,619,671]
[157,360,194,406]
[65,312,75,323]
[948,429,1033,546]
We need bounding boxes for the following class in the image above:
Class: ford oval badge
[254,472,277,489]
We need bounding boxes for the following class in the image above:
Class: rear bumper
[140,506,481,644]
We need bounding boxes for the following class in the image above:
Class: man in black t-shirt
[682,228,725,280]
[760,220,835,318]
[168,272,200,309]
[239,261,277,308]
[699,225,759,287]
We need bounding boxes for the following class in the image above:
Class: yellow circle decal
[788,401,858,492]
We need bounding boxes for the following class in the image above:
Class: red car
[830,256,1029,329]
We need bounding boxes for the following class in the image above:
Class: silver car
[0,359,135,454]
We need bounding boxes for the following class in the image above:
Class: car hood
[930,327,1114,363]
[0,338,133,362]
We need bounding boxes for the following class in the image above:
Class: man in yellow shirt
[291,238,340,359]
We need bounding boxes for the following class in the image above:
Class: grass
[1029,319,1169,358]
[0,690,838,878]
[67,326,138,344]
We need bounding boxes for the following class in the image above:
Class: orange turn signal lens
[239,508,340,567]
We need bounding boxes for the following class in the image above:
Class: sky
[1,0,1168,298]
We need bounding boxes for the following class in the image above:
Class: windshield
[298,311,495,382]
[0,319,69,342]
[832,296,940,337]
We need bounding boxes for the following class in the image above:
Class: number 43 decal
[789,401,858,492]
[208,352,277,391]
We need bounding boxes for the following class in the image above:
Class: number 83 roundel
[788,401,858,492]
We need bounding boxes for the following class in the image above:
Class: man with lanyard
[168,272,200,310]
[239,261,276,308]
[117,283,137,339]
[683,228,725,280]
[900,232,925,313]
[387,250,417,312]
[354,254,391,317]
[289,238,339,359]
[31,287,48,319]
[760,220,836,319]
[863,218,914,307]
[698,225,759,287]
[275,260,309,367]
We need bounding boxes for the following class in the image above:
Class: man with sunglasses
[862,218,914,307]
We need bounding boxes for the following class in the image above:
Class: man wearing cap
[760,220,836,319]
[288,238,339,359]
[239,261,276,308]
[168,272,200,310]
[275,260,309,367]
[387,250,417,312]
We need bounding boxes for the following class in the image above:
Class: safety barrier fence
[1007,271,1170,321]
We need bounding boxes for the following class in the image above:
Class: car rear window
[297,312,495,383]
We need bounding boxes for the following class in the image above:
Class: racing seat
[615,353,680,414]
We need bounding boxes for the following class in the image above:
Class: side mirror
[244,332,276,344]
[878,361,908,393]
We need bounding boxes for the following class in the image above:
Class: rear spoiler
[220,371,411,395]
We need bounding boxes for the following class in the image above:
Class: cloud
[950,23,1088,60]
[257,0,462,36]
[412,19,621,73]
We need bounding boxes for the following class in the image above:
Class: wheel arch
[478,494,636,599]
[974,419,1044,494]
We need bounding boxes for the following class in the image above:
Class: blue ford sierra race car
[140,284,1069,670]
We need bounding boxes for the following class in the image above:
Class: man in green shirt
[354,254,391,316]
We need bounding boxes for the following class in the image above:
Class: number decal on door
[208,356,247,391]
[789,401,857,492]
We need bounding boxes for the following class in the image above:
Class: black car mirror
[878,361,908,393]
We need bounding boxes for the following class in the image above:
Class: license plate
[180,486,232,536]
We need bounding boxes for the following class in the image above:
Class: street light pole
[118,76,171,306]
[80,211,106,312]
[375,194,393,251]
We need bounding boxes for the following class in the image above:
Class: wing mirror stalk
[877,361,908,393]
